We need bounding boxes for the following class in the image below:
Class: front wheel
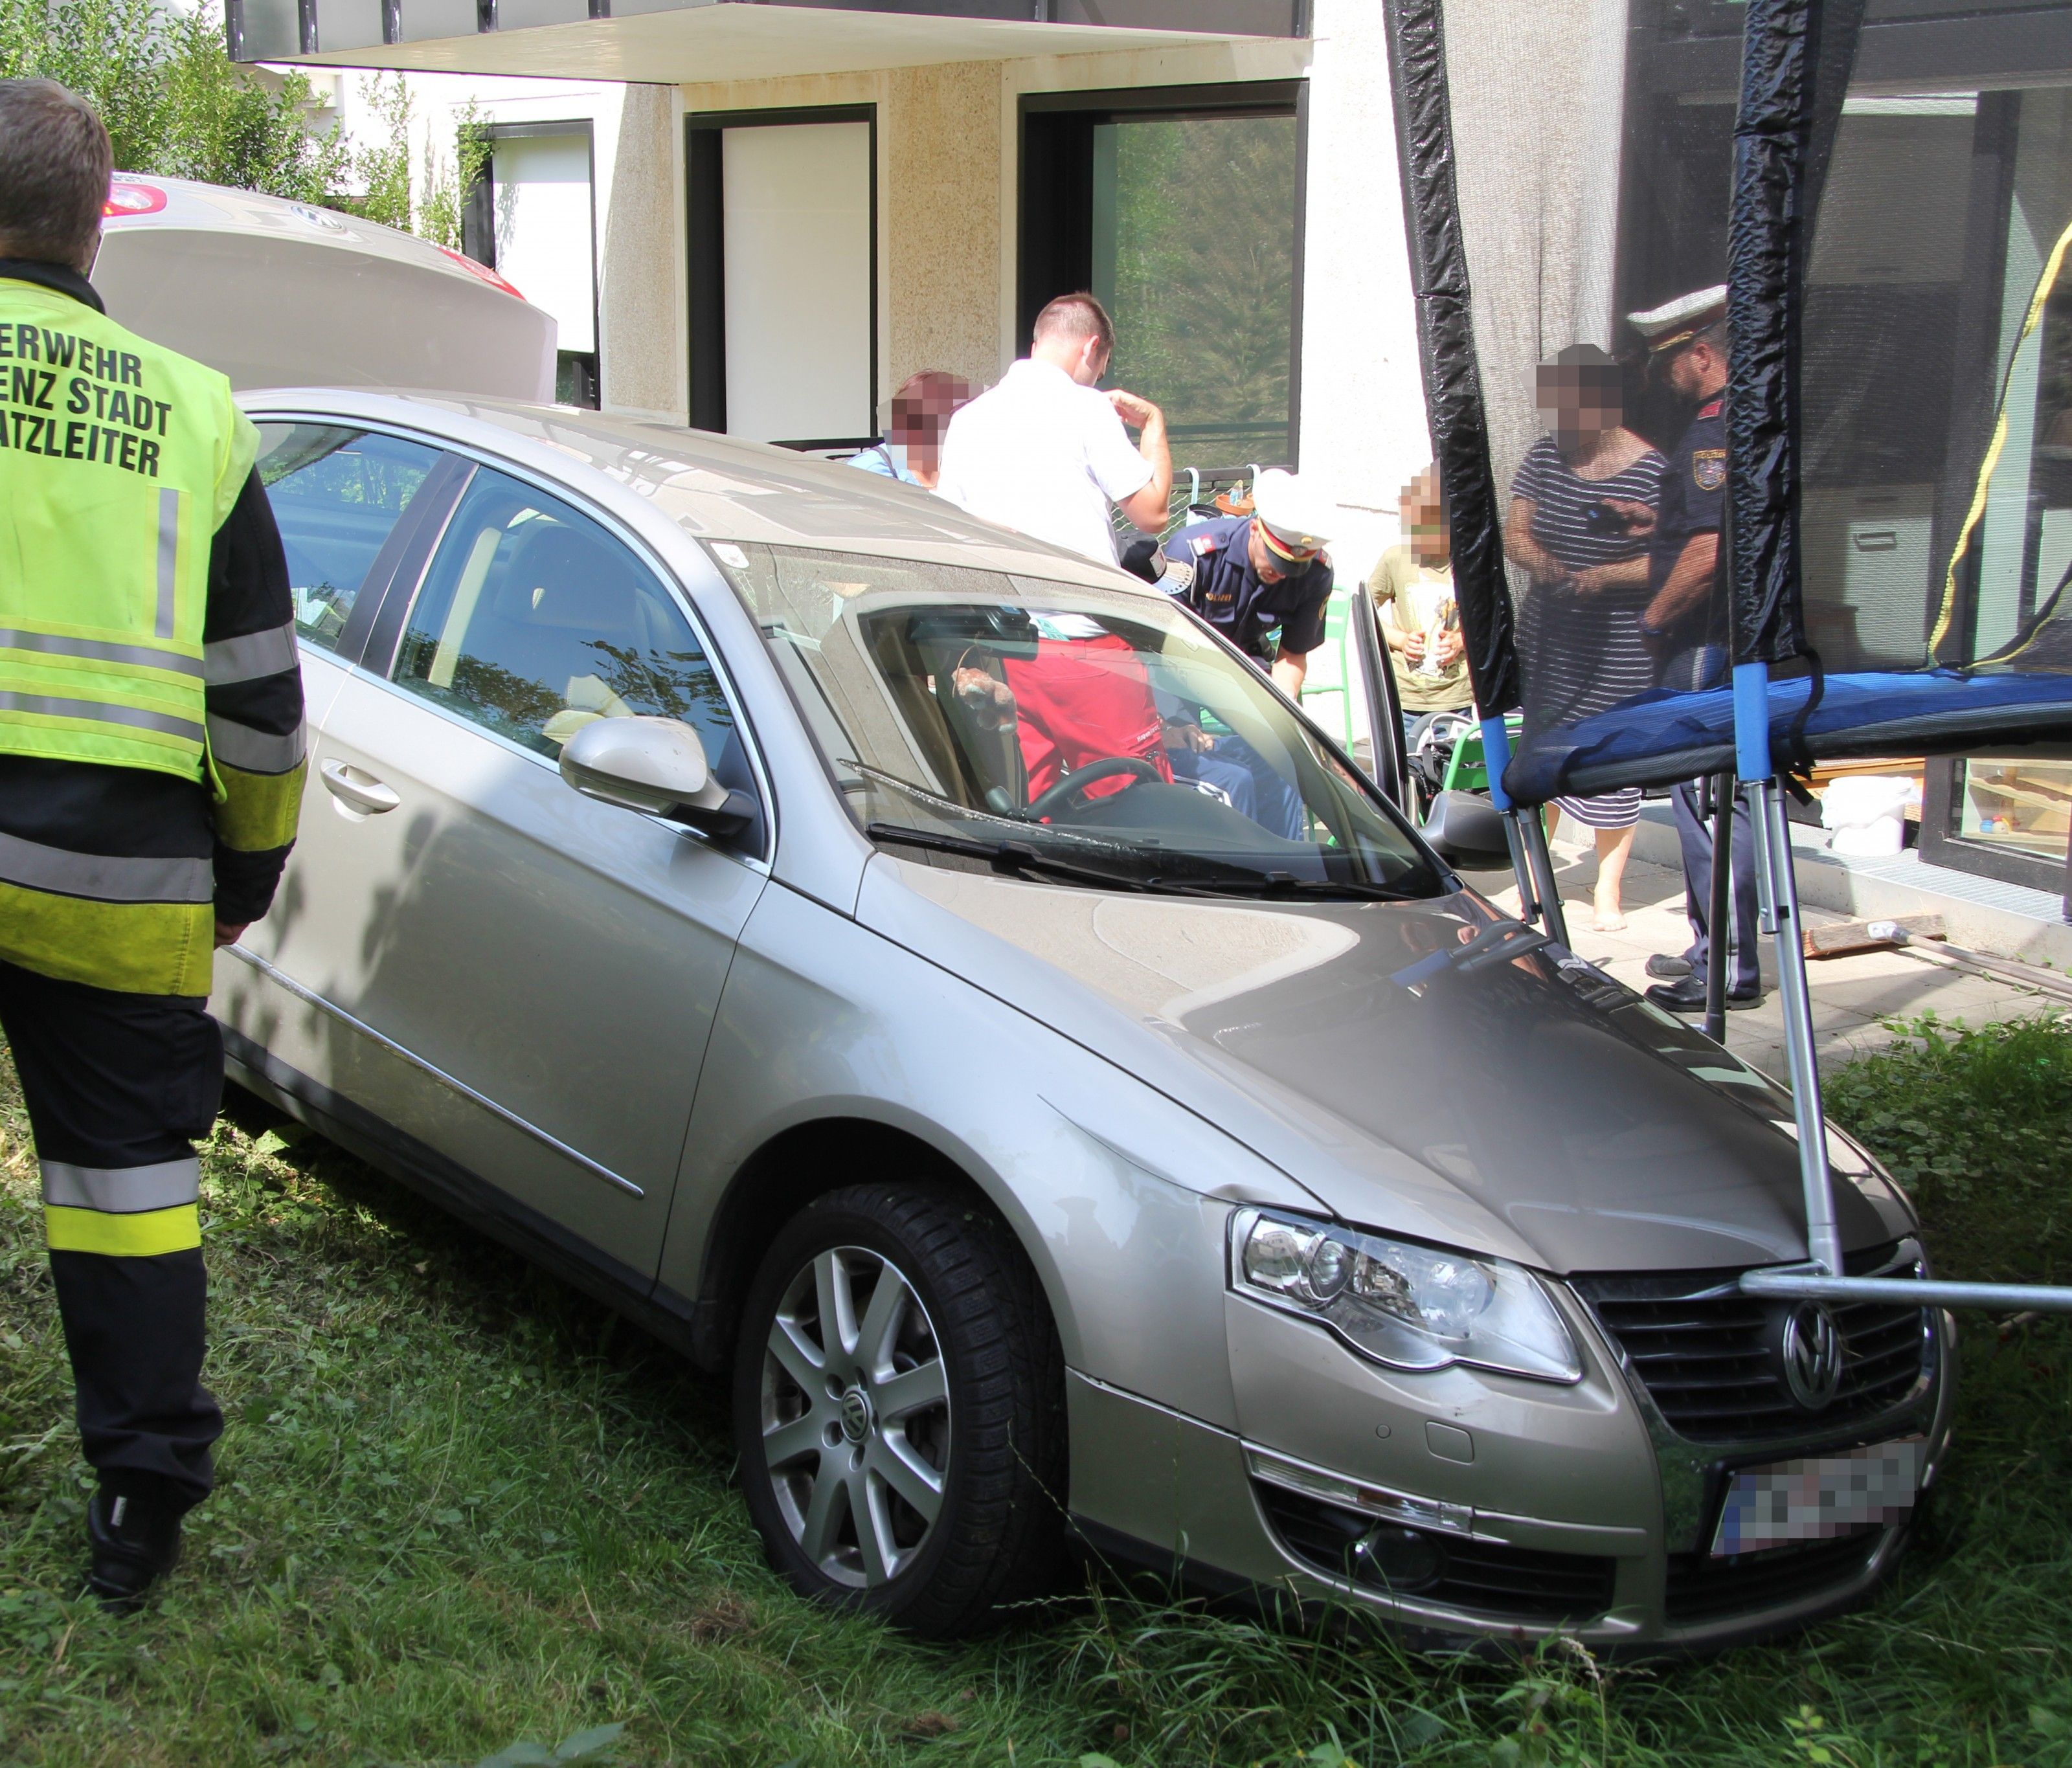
[732,1182,1066,1635]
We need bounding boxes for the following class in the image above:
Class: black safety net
[1383,0,2072,807]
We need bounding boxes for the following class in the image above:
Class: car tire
[732,1181,1066,1636]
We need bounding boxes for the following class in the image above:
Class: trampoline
[1380,0,2072,1314]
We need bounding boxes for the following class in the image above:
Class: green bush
[0,0,477,237]
[1827,1011,2072,1284]
[0,0,350,203]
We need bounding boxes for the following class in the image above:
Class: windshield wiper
[867,823,1417,902]
[1184,872,1419,903]
[865,822,1221,895]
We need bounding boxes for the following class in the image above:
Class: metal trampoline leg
[1517,808,1570,950]
[1702,772,1735,1044]
[1750,778,1843,1277]
[1502,813,1541,926]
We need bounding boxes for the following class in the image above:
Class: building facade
[236,0,2072,894]
[236,2,1430,580]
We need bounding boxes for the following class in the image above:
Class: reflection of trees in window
[297,451,428,512]
[448,656,565,737]
[415,638,732,754]
[262,428,431,511]
[586,640,735,734]
[1098,116,1296,456]
[258,425,357,487]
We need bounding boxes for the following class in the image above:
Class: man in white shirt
[936,293,1173,566]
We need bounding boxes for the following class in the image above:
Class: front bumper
[1065,1277,1957,1650]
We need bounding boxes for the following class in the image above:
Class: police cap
[1627,284,1727,355]
[1250,468,1334,565]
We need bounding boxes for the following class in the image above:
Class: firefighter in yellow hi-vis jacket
[0,81,305,1607]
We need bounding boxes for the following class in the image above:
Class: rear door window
[256,423,441,652]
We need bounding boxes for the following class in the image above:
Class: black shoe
[1645,975,1763,1012]
[85,1477,189,1611]
[1645,953,1694,981]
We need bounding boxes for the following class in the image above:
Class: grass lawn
[1,1014,2069,1767]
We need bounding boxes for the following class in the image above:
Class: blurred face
[1399,475,1448,566]
[888,375,973,484]
[1536,366,1624,445]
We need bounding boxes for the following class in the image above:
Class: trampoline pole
[1751,776,1845,1277]
[1502,815,1542,925]
[1731,661,1842,1277]
[1478,713,1563,941]
[1518,807,1571,950]
[1702,772,1735,1043]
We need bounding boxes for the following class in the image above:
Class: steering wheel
[1021,755,1163,823]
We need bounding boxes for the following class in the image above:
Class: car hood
[857,855,1912,1275]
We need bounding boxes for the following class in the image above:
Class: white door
[722,120,873,445]
[492,128,596,357]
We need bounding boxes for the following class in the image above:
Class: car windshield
[712,543,1448,899]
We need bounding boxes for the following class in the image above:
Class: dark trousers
[1671,778,1761,992]
[0,959,225,1503]
[1657,643,1761,992]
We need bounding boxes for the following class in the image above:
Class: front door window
[390,467,743,786]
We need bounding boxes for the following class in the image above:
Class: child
[1367,467,1471,729]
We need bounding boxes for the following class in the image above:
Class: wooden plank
[1803,913,1946,959]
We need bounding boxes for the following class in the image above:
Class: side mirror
[559,715,756,841]
[1419,789,1511,867]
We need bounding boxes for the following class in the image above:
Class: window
[1616,8,2072,673]
[712,542,1445,900]
[1968,89,2072,655]
[392,468,739,775]
[1954,757,2072,860]
[685,107,877,447]
[256,423,440,653]
[1020,85,1303,464]
[1614,1,2072,892]
[462,122,600,411]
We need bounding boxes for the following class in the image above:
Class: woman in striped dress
[1505,344,1668,932]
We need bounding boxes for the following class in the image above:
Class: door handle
[320,757,400,814]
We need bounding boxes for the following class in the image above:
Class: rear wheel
[732,1182,1066,1635]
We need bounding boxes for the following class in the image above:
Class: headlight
[1231,1209,1582,1383]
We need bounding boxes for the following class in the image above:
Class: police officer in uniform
[1153,467,1336,700]
[1603,286,1761,1011]
[0,82,306,1605]
[1145,469,1336,841]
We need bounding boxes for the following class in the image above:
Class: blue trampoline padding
[1504,669,2072,803]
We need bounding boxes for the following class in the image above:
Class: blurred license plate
[1710,1438,1924,1557]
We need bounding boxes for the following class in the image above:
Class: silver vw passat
[217,392,1954,1649]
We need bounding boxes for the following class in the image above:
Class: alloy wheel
[758,1246,952,1587]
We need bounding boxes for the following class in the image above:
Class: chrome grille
[1573,1243,1930,1444]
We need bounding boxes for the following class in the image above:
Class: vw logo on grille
[1781,1303,1845,1410]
